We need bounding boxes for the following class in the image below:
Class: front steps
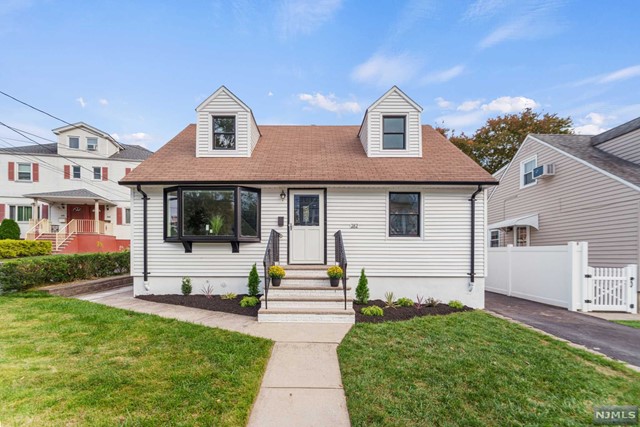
[258,265,355,323]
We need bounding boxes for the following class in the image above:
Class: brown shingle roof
[120,124,496,185]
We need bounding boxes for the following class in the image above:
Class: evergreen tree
[248,263,261,296]
[355,268,369,304]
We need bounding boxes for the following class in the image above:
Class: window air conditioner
[533,164,555,179]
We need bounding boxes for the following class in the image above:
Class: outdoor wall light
[280,190,286,201]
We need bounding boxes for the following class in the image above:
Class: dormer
[195,86,261,158]
[53,122,123,158]
[358,86,423,157]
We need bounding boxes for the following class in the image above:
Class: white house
[0,122,152,252]
[120,86,496,322]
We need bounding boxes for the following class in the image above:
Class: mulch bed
[354,300,473,323]
[137,294,261,317]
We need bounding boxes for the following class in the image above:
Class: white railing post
[627,264,637,314]
[506,244,513,296]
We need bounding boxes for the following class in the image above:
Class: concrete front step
[267,286,351,297]
[258,308,355,324]
[261,295,352,310]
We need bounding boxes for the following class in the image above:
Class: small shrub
[268,265,286,279]
[448,300,464,309]
[247,263,261,297]
[0,240,51,258]
[361,305,384,316]
[326,265,343,279]
[355,268,369,304]
[0,219,20,240]
[201,281,214,299]
[240,296,259,307]
[396,297,413,307]
[221,292,237,300]
[415,295,425,309]
[181,277,192,295]
[384,291,397,308]
[426,297,441,307]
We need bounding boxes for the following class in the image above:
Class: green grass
[338,311,640,427]
[613,320,640,329]
[0,292,273,426]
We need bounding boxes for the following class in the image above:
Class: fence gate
[585,265,637,314]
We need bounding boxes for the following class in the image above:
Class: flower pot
[271,278,281,287]
[330,277,340,287]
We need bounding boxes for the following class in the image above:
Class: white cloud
[599,65,640,84]
[479,20,523,49]
[457,99,483,111]
[277,0,342,38]
[481,96,538,113]
[435,110,486,130]
[351,53,420,86]
[435,97,454,109]
[421,65,465,85]
[111,131,152,147]
[99,98,109,106]
[76,97,86,108]
[574,112,610,135]
[463,0,510,20]
[267,91,274,97]
[298,92,361,114]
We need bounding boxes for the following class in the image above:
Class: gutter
[119,179,499,186]
[468,185,483,288]
[136,185,149,289]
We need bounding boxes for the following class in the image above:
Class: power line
[0,90,75,127]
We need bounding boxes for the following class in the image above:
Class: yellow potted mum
[268,265,286,287]
[327,266,343,287]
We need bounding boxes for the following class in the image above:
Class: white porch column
[94,199,100,233]
[32,198,39,222]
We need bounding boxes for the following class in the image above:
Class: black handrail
[334,230,348,310]
[263,229,281,310]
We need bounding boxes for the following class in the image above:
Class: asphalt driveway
[485,292,640,367]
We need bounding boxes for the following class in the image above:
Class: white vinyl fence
[487,242,637,314]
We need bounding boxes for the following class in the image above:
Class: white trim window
[520,156,537,188]
[68,136,80,149]
[87,137,98,151]
[212,116,236,150]
[72,165,81,179]
[388,192,421,237]
[93,167,102,180]
[10,205,33,222]
[125,208,131,225]
[382,116,406,150]
[490,229,500,247]
[514,226,529,246]
[17,163,32,181]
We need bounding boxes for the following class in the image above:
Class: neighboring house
[120,86,496,322]
[0,122,153,252]
[488,116,640,268]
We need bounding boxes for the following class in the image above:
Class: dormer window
[69,136,80,149]
[87,137,98,151]
[382,116,406,150]
[213,116,236,150]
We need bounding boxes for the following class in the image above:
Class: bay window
[164,186,260,250]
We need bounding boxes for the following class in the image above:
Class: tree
[355,268,369,304]
[247,263,261,297]
[438,109,573,173]
[0,219,20,240]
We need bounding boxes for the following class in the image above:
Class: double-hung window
[17,163,32,181]
[93,167,102,180]
[125,208,131,225]
[490,230,500,247]
[212,116,236,150]
[72,165,81,179]
[389,192,420,237]
[521,157,537,188]
[383,116,406,150]
[515,226,529,246]
[10,205,33,222]
[69,136,80,149]
[87,137,98,151]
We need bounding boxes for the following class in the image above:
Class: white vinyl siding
[359,114,368,154]
[488,137,640,267]
[250,114,260,155]
[365,90,422,158]
[597,128,640,165]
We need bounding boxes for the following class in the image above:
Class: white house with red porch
[0,122,152,253]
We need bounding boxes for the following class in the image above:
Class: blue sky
[1,0,639,151]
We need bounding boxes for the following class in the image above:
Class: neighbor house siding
[597,128,640,164]
[366,91,422,157]
[196,90,251,157]
[488,137,640,267]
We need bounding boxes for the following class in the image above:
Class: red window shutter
[117,207,123,225]
[102,167,108,181]
[125,167,131,176]
[42,204,49,219]
[64,165,71,179]
[0,204,5,221]
[8,162,14,181]
[32,163,39,182]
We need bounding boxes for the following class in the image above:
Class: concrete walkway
[486,292,640,367]
[77,287,352,427]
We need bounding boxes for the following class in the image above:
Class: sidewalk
[77,287,352,427]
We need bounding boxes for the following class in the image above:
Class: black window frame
[388,191,421,237]
[163,185,261,244]
[382,115,406,150]
[212,116,237,150]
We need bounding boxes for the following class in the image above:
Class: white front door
[289,189,324,264]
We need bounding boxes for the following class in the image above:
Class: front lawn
[614,320,640,329]
[0,293,273,426]
[338,311,640,427]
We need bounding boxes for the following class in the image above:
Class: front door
[67,204,105,221]
[289,189,324,264]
